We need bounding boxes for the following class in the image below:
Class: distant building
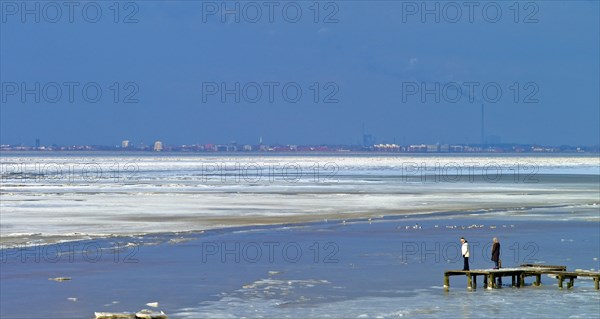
[426,144,439,152]
[35,139,40,149]
[153,141,163,151]
[408,144,427,152]
[449,145,464,152]
[374,144,400,151]
[121,140,130,148]
[464,146,482,152]
[214,145,233,152]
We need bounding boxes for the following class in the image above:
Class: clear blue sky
[1,1,598,146]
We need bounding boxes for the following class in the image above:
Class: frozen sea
[0,153,599,318]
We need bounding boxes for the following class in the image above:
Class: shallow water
[1,217,598,318]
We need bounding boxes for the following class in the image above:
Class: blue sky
[1,1,598,146]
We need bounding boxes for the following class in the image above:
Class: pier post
[534,274,541,286]
[594,277,599,290]
[487,274,494,289]
[473,275,477,289]
[511,275,516,287]
[558,276,564,289]
[444,274,449,290]
[567,277,574,289]
[467,274,473,289]
[519,273,525,288]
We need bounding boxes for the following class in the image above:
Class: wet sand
[3,201,597,248]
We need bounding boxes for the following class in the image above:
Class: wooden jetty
[444,264,600,290]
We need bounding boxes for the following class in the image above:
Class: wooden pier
[444,264,600,290]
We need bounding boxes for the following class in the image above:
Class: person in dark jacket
[491,237,502,286]
[491,237,500,269]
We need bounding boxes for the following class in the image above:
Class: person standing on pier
[461,237,469,271]
[491,237,501,269]
[491,237,503,286]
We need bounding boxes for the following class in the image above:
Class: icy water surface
[1,154,598,318]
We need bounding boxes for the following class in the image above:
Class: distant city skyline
[1,118,597,148]
[4,134,600,147]
[2,137,597,154]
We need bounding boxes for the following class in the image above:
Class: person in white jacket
[461,237,469,271]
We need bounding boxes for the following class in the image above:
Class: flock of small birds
[396,223,515,230]
[332,218,515,230]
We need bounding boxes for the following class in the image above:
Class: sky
[1,1,599,146]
